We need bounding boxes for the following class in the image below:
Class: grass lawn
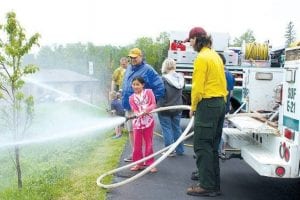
[0,102,127,200]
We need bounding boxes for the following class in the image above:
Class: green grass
[0,101,128,200]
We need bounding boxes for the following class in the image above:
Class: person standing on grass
[122,47,164,162]
[157,58,185,157]
[129,76,157,173]
[110,91,125,139]
[111,57,128,92]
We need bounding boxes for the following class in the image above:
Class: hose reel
[245,42,269,60]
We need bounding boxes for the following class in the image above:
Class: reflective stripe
[283,115,299,131]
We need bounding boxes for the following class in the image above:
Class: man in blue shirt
[121,47,164,162]
[219,53,235,160]
[219,53,235,114]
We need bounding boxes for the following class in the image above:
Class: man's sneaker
[112,134,122,139]
[176,151,184,156]
[123,157,132,162]
[161,151,175,157]
[218,152,227,160]
[169,152,176,157]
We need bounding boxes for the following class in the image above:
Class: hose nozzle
[125,115,137,122]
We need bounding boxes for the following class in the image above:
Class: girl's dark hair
[132,76,145,84]
[194,35,213,52]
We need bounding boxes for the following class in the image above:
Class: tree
[155,32,170,70]
[284,21,296,47]
[35,45,54,68]
[134,32,170,72]
[232,29,256,47]
[0,12,40,188]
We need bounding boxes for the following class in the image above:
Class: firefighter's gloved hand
[189,110,195,118]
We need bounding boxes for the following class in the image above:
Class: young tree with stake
[0,12,40,188]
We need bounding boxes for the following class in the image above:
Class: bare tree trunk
[12,93,23,189]
[15,145,22,189]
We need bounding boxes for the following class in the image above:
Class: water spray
[96,105,193,189]
[0,117,124,149]
[23,77,102,110]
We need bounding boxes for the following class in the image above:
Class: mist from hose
[0,76,119,149]
[23,76,102,110]
[0,116,125,149]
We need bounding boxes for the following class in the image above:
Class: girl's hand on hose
[189,110,195,118]
[141,111,146,116]
[136,111,145,117]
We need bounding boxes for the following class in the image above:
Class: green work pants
[193,97,226,191]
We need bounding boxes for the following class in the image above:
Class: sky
[0,0,299,48]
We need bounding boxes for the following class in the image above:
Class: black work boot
[191,170,199,181]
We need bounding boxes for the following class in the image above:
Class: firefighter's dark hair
[193,35,212,52]
[218,53,226,65]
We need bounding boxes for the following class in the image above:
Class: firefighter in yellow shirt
[111,57,128,92]
[185,27,227,197]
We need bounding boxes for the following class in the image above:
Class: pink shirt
[129,89,156,129]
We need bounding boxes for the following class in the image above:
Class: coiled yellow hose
[289,41,300,47]
[245,43,269,60]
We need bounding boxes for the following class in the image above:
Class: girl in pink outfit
[129,76,157,173]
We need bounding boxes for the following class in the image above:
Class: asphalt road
[106,119,300,200]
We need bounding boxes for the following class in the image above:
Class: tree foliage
[0,11,40,188]
[231,29,256,47]
[284,21,296,47]
[24,32,170,83]
[133,32,170,72]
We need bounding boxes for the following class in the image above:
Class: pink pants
[132,121,155,166]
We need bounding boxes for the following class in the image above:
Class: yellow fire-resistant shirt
[112,66,126,89]
[191,47,228,111]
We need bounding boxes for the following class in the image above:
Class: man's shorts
[125,110,133,133]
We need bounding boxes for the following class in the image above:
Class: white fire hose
[96,105,194,189]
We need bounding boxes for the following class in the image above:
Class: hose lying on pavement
[96,105,194,189]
